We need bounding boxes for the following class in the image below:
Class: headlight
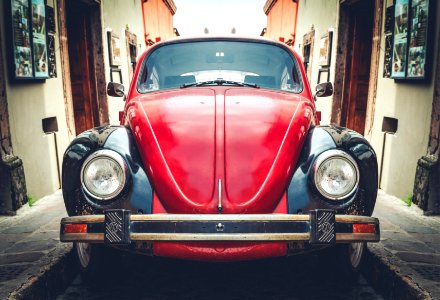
[81,149,127,200]
[313,149,359,200]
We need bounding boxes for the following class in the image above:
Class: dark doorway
[340,0,375,134]
[66,1,100,134]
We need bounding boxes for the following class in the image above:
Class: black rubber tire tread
[75,243,122,285]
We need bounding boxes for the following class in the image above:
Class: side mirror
[107,82,125,98]
[315,82,333,98]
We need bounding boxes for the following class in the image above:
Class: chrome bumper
[60,210,380,244]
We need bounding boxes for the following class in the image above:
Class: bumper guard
[60,209,380,245]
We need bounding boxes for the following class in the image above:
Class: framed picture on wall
[317,68,330,84]
[318,31,333,67]
[390,0,434,81]
[108,31,122,67]
[391,0,409,79]
[7,0,34,79]
[31,0,49,79]
[406,0,432,79]
[5,0,51,81]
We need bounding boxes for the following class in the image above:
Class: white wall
[0,2,71,199]
[369,0,440,198]
[294,0,339,125]
[102,0,146,124]
[293,0,440,198]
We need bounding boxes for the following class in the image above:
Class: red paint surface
[127,88,313,214]
[124,38,317,261]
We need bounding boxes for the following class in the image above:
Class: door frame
[331,0,383,138]
[57,0,108,137]
[0,22,12,155]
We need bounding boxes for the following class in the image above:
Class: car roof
[151,35,292,50]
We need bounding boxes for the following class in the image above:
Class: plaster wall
[102,0,146,124]
[293,0,339,125]
[0,2,70,199]
[292,0,439,198]
[369,0,440,198]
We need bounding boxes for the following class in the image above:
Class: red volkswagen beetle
[60,37,379,280]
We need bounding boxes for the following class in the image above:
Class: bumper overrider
[60,209,379,245]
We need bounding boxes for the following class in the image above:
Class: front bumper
[60,210,380,245]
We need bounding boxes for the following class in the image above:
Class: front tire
[74,243,120,284]
[336,242,365,282]
[320,242,366,283]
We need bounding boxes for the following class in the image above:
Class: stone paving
[0,189,439,299]
[365,190,440,300]
[0,190,74,300]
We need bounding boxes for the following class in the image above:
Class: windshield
[137,40,303,93]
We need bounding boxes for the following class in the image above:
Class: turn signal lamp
[353,223,376,234]
[64,223,87,234]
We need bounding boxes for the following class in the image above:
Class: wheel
[319,242,366,283]
[74,242,121,284]
[336,242,365,282]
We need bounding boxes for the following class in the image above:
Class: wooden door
[66,2,99,135]
[342,1,374,134]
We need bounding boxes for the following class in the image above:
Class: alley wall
[0,1,70,199]
[102,0,146,124]
[291,0,440,199]
[371,0,440,198]
[294,0,339,125]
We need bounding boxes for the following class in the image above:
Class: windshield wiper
[181,79,259,89]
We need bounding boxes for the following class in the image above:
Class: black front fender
[62,125,153,216]
[287,125,378,216]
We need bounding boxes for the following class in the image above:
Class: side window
[280,67,291,91]
[149,67,159,91]
[138,66,159,92]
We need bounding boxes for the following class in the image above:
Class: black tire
[319,242,366,284]
[336,242,365,282]
[74,242,121,285]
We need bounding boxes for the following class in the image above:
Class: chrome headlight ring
[80,149,127,201]
[313,149,360,201]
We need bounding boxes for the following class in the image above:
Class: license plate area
[309,209,336,244]
[104,209,131,244]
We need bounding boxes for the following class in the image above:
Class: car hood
[127,88,313,213]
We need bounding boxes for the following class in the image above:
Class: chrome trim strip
[130,233,311,241]
[60,232,379,242]
[61,214,379,223]
[218,179,222,213]
[336,233,380,242]
[60,233,104,242]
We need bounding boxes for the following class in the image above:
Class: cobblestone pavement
[2,189,439,299]
[0,190,73,299]
[366,191,440,299]
[57,252,384,300]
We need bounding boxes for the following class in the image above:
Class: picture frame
[108,31,122,67]
[46,5,56,34]
[5,0,50,81]
[110,68,123,84]
[6,0,35,80]
[31,0,49,79]
[406,0,433,80]
[391,0,410,79]
[47,34,56,78]
[391,0,434,81]
[317,68,330,84]
[318,31,333,67]
[383,34,393,78]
